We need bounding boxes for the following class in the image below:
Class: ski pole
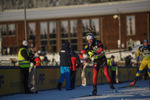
[93,49,130,57]
[105,49,130,55]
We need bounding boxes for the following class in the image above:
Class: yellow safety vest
[109,58,116,71]
[18,48,30,68]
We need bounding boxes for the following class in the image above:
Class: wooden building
[0,0,150,54]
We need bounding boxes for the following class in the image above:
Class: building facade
[0,0,150,54]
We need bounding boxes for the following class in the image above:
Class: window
[91,18,99,39]
[40,22,48,51]
[28,23,36,40]
[126,16,135,36]
[8,24,16,36]
[70,20,78,51]
[82,19,90,46]
[49,21,56,52]
[81,18,100,46]
[0,24,7,36]
[61,20,68,45]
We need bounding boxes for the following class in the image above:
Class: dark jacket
[59,43,72,67]
[19,45,30,60]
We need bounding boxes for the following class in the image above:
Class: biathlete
[80,33,117,95]
[129,39,150,89]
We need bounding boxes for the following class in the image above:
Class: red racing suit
[80,39,114,91]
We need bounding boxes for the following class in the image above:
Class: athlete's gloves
[88,51,95,59]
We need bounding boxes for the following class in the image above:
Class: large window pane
[126,16,135,36]
[82,19,90,36]
[28,23,36,40]
[70,20,77,37]
[49,21,56,38]
[40,22,48,50]
[8,24,16,36]
[49,21,56,52]
[0,25,7,36]
[40,22,48,39]
[61,20,68,45]
[70,20,78,51]
[91,18,99,37]
[82,19,90,46]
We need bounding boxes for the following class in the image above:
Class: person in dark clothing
[57,42,72,90]
[70,46,81,89]
[80,33,117,95]
[107,55,117,83]
[18,40,33,94]
[125,55,132,67]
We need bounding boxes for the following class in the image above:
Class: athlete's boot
[109,83,117,93]
[90,85,97,95]
[129,80,136,86]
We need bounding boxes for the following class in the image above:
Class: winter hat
[22,40,28,46]
[65,41,70,49]
[143,39,148,43]
[86,33,94,40]
[111,55,115,58]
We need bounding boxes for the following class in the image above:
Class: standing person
[28,50,43,94]
[70,46,81,89]
[108,55,117,84]
[129,40,150,89]
[57,42,72,90]
[80,33,117,95]
[18,40,33,94]
[80,51,89,86]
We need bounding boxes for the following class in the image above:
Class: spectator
[108,55,117,83]
[28,51,41,94]
[70,46,81,89]
[57,42,72,90]
[18,40,33,94]
[125,55,132,67]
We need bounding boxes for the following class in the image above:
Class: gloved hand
[86,58,91,62]
[88,51,95,59]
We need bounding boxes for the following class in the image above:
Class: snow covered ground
[0,80,150,100]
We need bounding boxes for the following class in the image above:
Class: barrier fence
[0,66,137,96]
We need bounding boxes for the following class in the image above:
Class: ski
[71,94,102,98]
[118,85,139,89]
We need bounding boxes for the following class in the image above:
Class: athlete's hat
[86,33,94,40]
[143,39,148,43]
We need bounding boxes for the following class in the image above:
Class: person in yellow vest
[108,55,117,83]
[18,40,33,94]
